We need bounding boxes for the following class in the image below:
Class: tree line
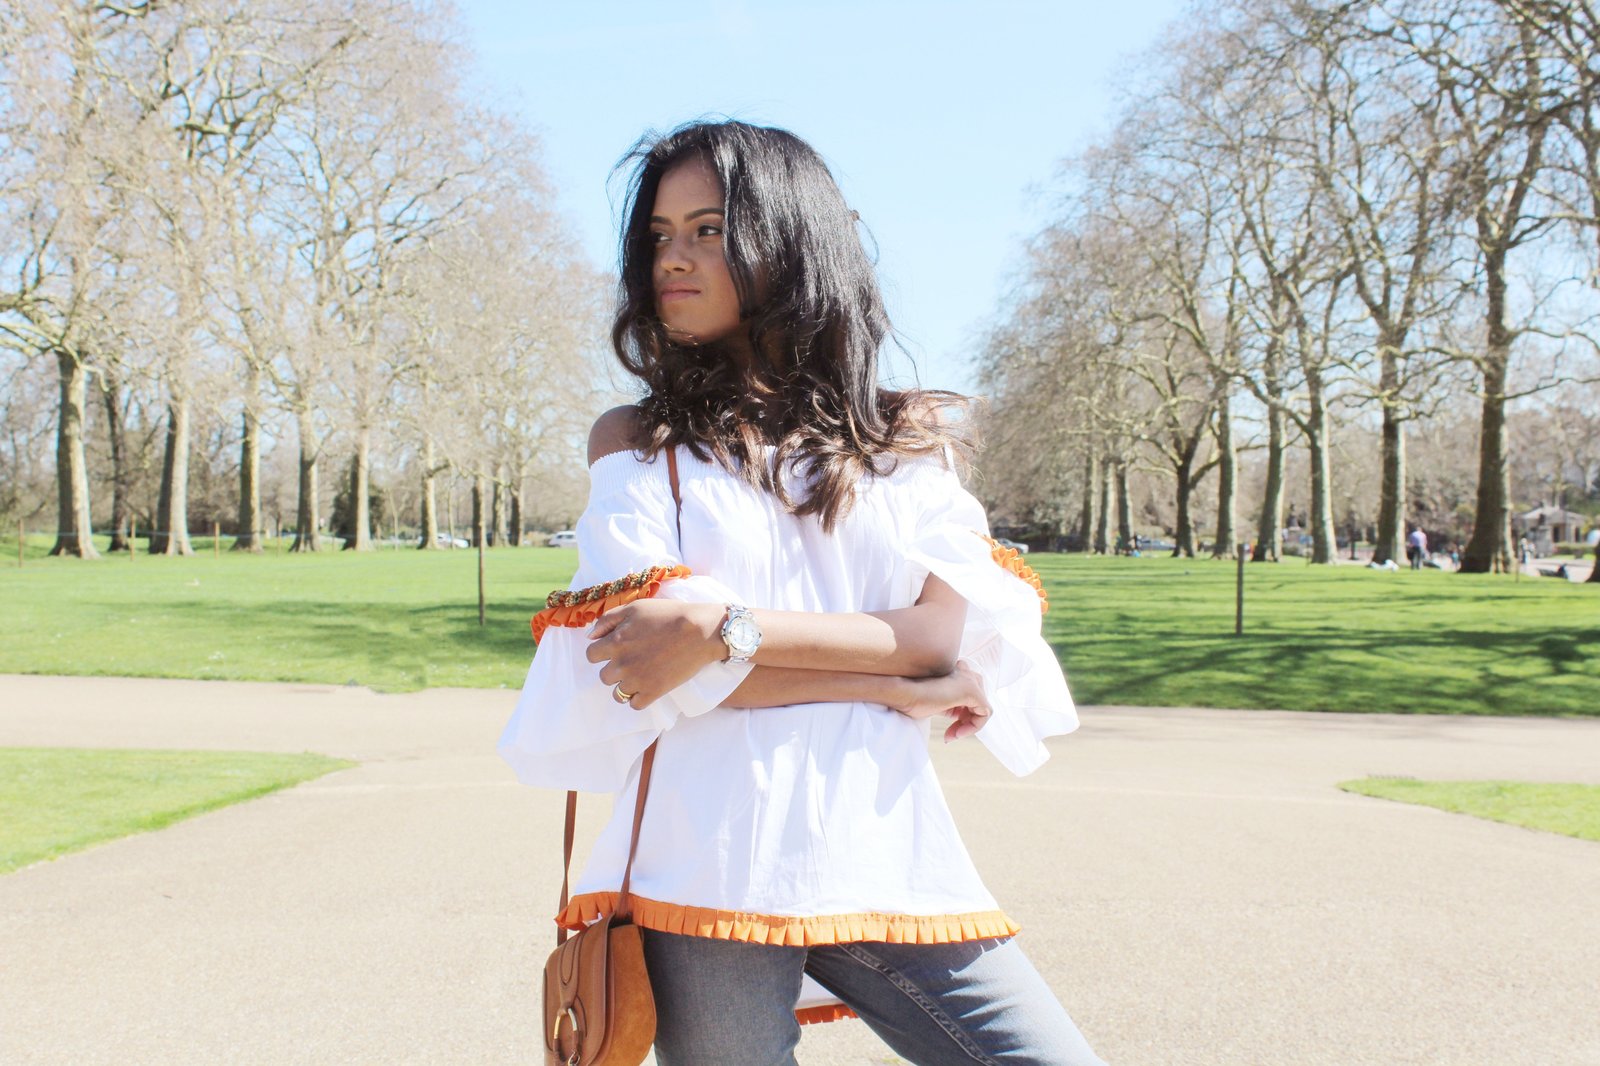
[979,0,1599,575]
[0,0,604,560]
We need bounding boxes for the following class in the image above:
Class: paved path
[2,674,1598,1065]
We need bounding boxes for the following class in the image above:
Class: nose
[657,232,691,274]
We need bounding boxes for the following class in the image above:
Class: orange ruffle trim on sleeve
[530,564,691,644]
[556,891,1021,948]
[979,535,1048,613]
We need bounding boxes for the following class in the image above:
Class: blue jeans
[641,930,1106,1066]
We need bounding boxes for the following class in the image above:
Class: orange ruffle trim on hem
[796,1003,858,1025]
[530,564,691,644]
[556,891,1022,948]
[979,534,1048,613]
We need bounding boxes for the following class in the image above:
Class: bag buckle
[550,1003,580,1047]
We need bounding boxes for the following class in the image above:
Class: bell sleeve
[900,461,1078,776]
[497,450,753,793]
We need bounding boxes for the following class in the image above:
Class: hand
[586,599,725,709]
[891,661,992,743]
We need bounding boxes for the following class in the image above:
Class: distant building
[1512,505,1589,555]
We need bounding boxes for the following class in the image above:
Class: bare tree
[1267,3,1470,564]
[0,2,152,559]
[1384,0,1570,571]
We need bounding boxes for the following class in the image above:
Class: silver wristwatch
[719,604,762,664]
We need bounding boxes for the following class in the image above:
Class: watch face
[726,616,762,655]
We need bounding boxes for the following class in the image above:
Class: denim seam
[839,943,1000,1066]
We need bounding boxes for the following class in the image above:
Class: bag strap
[556,444,682,944]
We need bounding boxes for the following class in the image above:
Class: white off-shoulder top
[497,444,1077,1023]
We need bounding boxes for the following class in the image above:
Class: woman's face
[650,156,744,348]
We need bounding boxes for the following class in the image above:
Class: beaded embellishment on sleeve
[979,534,1048,613]
[530,564,691,644]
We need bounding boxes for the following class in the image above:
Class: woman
[499,120,1103,1066]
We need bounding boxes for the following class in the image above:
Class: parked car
[547,530,578,548]
[994,537,1030,555]
[431,533,469,549]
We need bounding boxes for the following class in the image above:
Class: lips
[658,284,699,302]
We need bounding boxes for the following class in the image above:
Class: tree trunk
[291,407,321,552]
[49,348,99,559]
[1093,464,1110,554]
[152,397,193,556]
[1173,444,1198,559]
[446,480,458,546]
[471,476,486,549]
[1372,336,1406,566]
[1212,389,1236,559]
[1077,448,1099,553]
[1252,402,1285,563]
[151,410,175,554]
[235,399,262,553]
[1306,366,1337,565]
[508,476,523,547]
[1460,357,1511,573]
[99,369,130,553]
[1115,460,1133,554]
[1460,252,1513,574]
[344,428,373,551]
[419,434,440,550]
[491,464,508,547]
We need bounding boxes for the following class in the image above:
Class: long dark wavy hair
[611,120,971,531]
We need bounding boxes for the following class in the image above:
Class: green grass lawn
[0,747,354,874]
[0,536,570,691]
[1339,778,1600,842]
[1036,553,1600,716]
[1,534,1596,715]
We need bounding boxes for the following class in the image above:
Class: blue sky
[454,0,1188,393]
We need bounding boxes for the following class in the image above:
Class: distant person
[1407,526,1427,570]
[498,121,1104,1065]
[1518,535,1533,568]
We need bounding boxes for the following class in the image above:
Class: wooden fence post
[1235,542,1248,636]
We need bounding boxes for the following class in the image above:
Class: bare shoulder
[587,405,645,466]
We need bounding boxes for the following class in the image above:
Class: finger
[944,706,990,742]
[589,610,626,640]
[630,688,657,710]
[585,635,612,665]
[597,663,621,686]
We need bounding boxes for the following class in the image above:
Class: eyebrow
[648,207,725,225]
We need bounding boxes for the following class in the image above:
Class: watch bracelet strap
[554,444,681,946]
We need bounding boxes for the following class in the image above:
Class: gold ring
[612,684,637,704]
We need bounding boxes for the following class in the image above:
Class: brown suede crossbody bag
[541,742,658,1065]
[542,447,684,1066]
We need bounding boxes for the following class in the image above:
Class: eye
[647,230,669,245]
[697,224,723,238]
